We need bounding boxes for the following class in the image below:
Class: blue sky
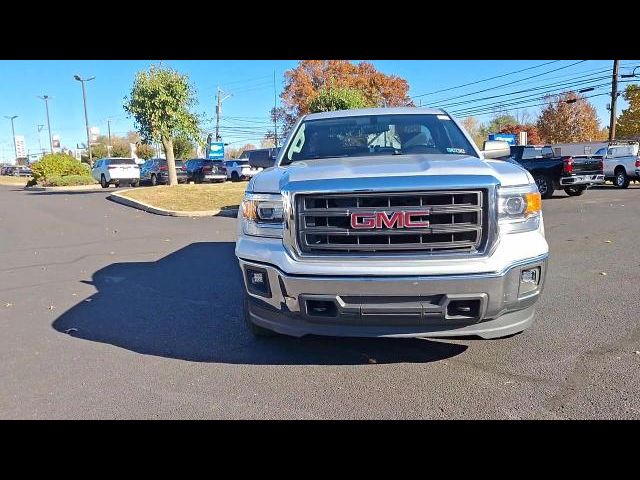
[1,60,638,162]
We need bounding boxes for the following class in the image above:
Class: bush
[31,153,90,182]
[42,175,97,187]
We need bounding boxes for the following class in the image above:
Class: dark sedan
[184,158,227,183]
[139,158,188,186]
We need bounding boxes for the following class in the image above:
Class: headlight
[241,193,285,238]
[498,184,542,234]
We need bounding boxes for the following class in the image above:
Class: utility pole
[74,75,95,163]
[609,60,620,143]
[215,87,232,142]
[107,119,112,156]
[37,95,54,153]
[273,70,278,148]
[4,115,18,161]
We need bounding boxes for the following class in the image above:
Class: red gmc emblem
[350,211,430,229]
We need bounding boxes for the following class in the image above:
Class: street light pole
[37,95,54,153]
[74,75,95,163]
[37,124,44,155]
[621,66,640,79]
[4,115,18,161]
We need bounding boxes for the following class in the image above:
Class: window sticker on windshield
[437,115,451,120]
[446,147,466,154]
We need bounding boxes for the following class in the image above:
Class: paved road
[1,184,639,419]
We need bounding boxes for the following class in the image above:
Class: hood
[249,154,531,193]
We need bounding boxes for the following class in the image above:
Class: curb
[108,190,239,218]
[25,184,103,192]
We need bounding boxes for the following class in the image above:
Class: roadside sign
[208,141,224,160]
[488,133,516,145]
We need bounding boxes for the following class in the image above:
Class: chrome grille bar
[296,190,486,255]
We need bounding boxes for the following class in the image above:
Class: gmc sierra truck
[236,108,549,340]
[498,145,605,198]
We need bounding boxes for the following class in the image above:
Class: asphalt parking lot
[1,184,639,419]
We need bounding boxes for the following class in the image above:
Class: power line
[451,87,611,117]
[424,60,588,105]
[449,92,611,118]
[411,60,561,98]
[453,78,638,117]
[439,75,612,112]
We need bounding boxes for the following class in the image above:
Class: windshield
[282,114,476,164]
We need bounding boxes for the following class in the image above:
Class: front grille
[296,190,486,254]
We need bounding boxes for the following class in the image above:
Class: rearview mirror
[482,140,511,159]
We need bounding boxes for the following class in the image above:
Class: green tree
[136,143,155,160]
[124,64,201,185]
[173,136,196,159]
[308,85,374,113]
[486,114,518,133]
[110,137,131,157]
[616,84,640,139]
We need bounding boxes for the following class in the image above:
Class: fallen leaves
[5,303,13,308]
[599,272,607,276]
[64,328,78,335]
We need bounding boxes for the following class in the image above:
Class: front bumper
[203,174,227,182]
[560,174,605,186]
[238,254,547,339]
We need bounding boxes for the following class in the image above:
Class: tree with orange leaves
[499,123,542,145]
[279,60,412,131]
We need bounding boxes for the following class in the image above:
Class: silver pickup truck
[236,108,549,340]
[596,142,640,188]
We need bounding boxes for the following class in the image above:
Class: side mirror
[482,140,511,159]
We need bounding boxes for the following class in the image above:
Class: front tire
[130,180,139,187]
[231,171,240,182]
[100,174,109,189]
[244,294,276,337]
[534,174,554,199]
[614,168,630,188]
[564,185,587,196]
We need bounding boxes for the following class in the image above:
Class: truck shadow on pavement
[51,242,467,365]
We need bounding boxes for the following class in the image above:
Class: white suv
[224,159,262,182]
[92,158,140,188]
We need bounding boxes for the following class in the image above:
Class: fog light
[245,266,271,298]
[519,267,540,296]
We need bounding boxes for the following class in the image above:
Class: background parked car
[498,145,604,198]
[223,158,262,181]
[0,166,31,176]
[16,166,33,176]
[140,158,188,186]
[595,142,640,188]
[91,157,140,188]
[184,158,227,183]
[243,147,279,169]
